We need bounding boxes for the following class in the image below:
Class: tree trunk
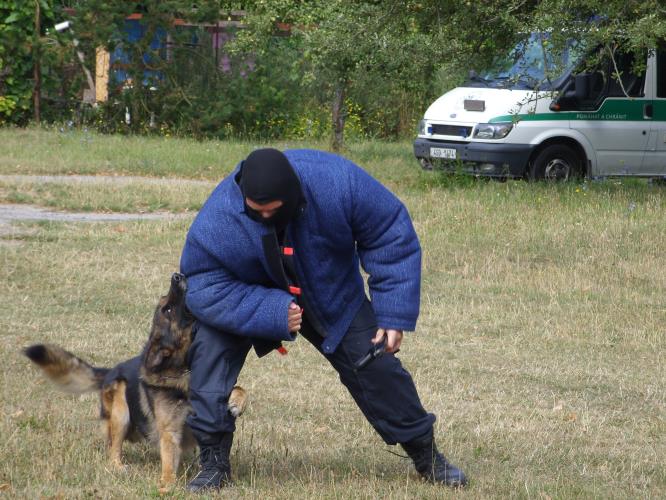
[33,0,41,124]
[331,83,346,152]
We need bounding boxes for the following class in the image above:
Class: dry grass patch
[1,130,664,498]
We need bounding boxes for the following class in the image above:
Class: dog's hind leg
[102,380,130,470]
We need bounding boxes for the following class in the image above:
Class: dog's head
[143,273,195,375]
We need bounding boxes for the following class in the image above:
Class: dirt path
[0,175,201,239]
[0,174,214,187]
[0,204,192,242]
[0,203,191,224]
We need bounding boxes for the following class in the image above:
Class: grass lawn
[1,127,664,498]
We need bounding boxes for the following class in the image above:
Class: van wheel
[529,144,581,181]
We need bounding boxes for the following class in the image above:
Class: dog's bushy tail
[24,344,109,394]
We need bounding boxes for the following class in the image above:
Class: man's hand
[372,328,403,353]
[288,302,302,333]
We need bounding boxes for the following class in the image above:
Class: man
[180,148,467,492]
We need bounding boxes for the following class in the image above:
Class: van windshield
[471,33,584,91]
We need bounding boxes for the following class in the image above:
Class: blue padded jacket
[179,149,421,354]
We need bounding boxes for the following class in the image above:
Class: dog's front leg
[228,385,248,417]
[158,429,182,491]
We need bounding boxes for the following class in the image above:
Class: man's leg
[300,300,467,487]
[186,322,252,492]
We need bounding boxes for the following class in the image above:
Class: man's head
[240,148,303,231]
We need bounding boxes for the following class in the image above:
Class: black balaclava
[240,148,304,232]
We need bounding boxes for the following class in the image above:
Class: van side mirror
[574,73,591,100]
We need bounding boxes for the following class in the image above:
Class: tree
[234,1,438,149]
[0,0,57,124]
[235,1,536,150]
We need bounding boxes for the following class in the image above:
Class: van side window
[657,48,666,98]
[607,50,645,98]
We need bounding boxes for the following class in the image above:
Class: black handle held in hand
[353,334,387,371]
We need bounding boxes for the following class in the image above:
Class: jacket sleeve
[349,165,421,332]
[180,235,296,341]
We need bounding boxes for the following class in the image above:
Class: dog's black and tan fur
[24,273,247,490]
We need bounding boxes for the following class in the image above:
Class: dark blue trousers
[187,299,435,445]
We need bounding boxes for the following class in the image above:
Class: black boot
[186,431,233,492]
[401,428,467,488]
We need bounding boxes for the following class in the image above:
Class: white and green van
[414,35,666,180]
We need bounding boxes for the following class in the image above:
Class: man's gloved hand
[372,328,403,353]
[288,302,302,332]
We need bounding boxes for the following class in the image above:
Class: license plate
[430,147,457,159]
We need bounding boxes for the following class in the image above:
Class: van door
[571,50,650,176]
[641,47,666,175]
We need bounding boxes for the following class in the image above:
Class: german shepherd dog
[24,273,247,490]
